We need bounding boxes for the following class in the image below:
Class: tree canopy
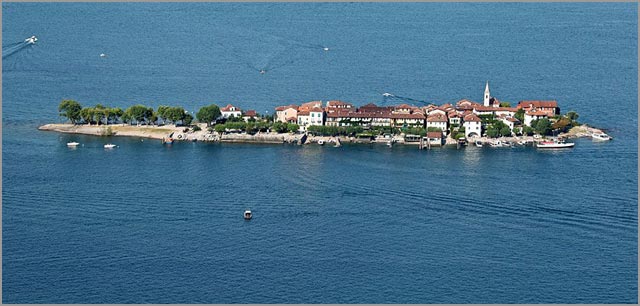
[196,104,221,126]
[58,100,83,124]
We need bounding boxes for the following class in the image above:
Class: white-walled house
[463,113,482,138]
[427,113,448,132]
[524,110,549,127]
[220,104,242,119]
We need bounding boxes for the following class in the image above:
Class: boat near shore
[104,143,116,149]
[536,139,575,149]
[592,133,612,141]
[66,142,80,147]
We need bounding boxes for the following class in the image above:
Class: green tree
[272,122,288,133]
[552,117,572,132]
[513,127,522,135]
[534,118,552,136]
[125,105,150,125]
[80,107,95,125]
[499,102,511,107]
[426,127,442,132]
[214,124,226,133]
[183,113,193,126]
[486,127,499,138]
[58,100,83,124]
[566,111,579,122]
[157,105,170,125]
[499,126,512,137]
[286,123,299,133]
[196,104,221,127]
[523,126,534,136]
[515,109,525,123]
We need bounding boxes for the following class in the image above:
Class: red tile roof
[326,100,353,108]
[221,104,241,112]
[427,113,448,122]
[427,131,442,138]
[275,104,299,111]
[244,110,257,117]
[518,100,558,109]
[390,113,425,119]
[526,110,549,116]
[464,114,482,122]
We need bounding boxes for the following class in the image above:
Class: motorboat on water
[317,139,325,146]
[67,142,80,147]
[475,140,483,147]
[104,143,116,149]
[323,47,330,51]
[536,139,575,149]
[25,36,37,44]
[592,133,611,141]
[244,210,252,220]
[100,53,107,58]
[162,137,174,144]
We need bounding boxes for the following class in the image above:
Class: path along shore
[38,123,606,146]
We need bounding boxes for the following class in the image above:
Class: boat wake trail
[215,27,328,75]
[2,38,36,60]
[377,91,430,105]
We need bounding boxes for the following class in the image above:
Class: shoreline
[38,123,606,147]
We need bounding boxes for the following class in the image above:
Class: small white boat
[475,140,483,147]
[387,140,393,147]
[592,133,611,141]
[244,210,252,220]
[536,139,575,149]
[25,36,37,44]
[317,140,325,146]
[66,142,80,147]
[100,53,107,58]
[104,143,116,149]
[323,47,330,51]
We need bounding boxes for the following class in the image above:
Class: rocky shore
[38,123,606,147]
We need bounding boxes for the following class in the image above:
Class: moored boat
[162,137,174,144]
[104,143,116,149]
[67,142,80,147]
[317,139,325,146]
[592,133,611,141]
[475,140,483,147]
[536,139,574,149]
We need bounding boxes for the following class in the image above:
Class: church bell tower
[483,81,491,107]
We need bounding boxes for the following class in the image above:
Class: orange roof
[518,100,558,109]
[221,104,241,112]
[243,110,257,117]
[427,131,442,138]
[390,113,425,119]
[275,104,299,111]
[526,110,549,116]
[427,113,448,122]
[464,113,481,122]
[326,100,353,107]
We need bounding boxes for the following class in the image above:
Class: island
[41,83,610,148]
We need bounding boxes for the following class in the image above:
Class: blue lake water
[2,2,638,303]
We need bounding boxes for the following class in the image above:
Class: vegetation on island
[57,99,583,141]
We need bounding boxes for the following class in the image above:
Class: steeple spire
[483,81,491,107]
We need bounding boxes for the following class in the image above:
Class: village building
[274,104,299,123]
[524,110,550,127]
[427,113,448,133]
[242,110,258,122]
[220,104,242,119]
[463,113,482,138]
[325,100,354,113]
[517,100,559,116]
[426,131,444,146]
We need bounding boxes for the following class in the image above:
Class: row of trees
[212,121,299,134]
[59,100,198,126]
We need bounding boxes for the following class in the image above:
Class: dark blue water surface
[3,3,638,303]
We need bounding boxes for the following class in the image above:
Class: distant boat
[475,140,483,147]
[104,143,116,149]
[67,142,80,147]
[536,139,575,149]
[592,133,611,141]
[244,210,252,220]
[317,139,325,146]
[323,47,330,51]
[162,137,174,144]
[25,36,37,44]
[100,53,107,58]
